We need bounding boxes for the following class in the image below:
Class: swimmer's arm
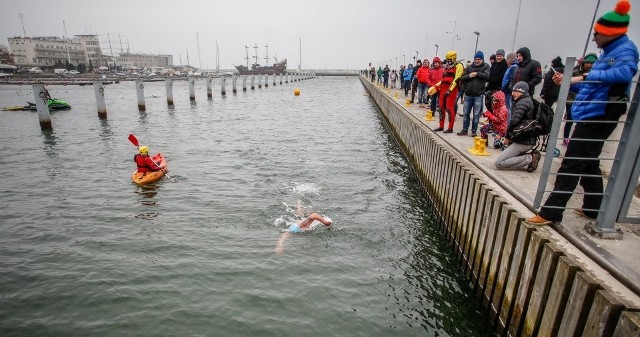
[275,231,291,255]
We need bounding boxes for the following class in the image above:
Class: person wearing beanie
[501,52,519,114]
[410,59,423,103]
[486,48,509,112]
[527,0,638,226]
[457,50,490,137]
[562,53,598,146]
[494,81,541,172]
[428,57,445,114]
[540,56,565,107]
[489,54,496,65]
[510,47,542,96]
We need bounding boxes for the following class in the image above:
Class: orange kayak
[131,153,168,185]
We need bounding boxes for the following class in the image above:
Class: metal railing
[533,56,640,239]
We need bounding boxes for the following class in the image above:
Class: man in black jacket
[457,51,491,137]
[540,56,565,107]
[510,47,542,97]
[485,49,509,112]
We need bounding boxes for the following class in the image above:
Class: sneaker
[573,209,597,220]
[526,151,541,172]
[456,130,468,136]
[470,132,477,137]
[525,214,552,226]
[443,129,453,134]
[433,127,444,132]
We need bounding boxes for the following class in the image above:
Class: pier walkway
[361,75,640,335]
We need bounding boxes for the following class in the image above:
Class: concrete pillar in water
[135,79,145,111]
[165,78,174,106]
[273,74,276,86]
[242,75,247,91]
[94,82,107,119]
[286,73,289,83]
[206,76,213,98]
[258,74,262,88]
[221,76,226,96]
[279,74,283,84]
[251,75,255,90]
[232,74,237,93]
[32,84,52,130]
[265,74,269,87]
[188,76,196,101]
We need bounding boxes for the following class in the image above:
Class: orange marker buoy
[294,88,300,96]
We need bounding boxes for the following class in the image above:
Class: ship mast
[253,43,258,68]
[264,44,269,66]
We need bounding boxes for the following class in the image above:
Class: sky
[1,0,639,71]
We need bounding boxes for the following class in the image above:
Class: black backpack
[510,99,554,142]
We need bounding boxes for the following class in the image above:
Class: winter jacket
[540,56,564,98]
[428,66,444,87]
[460,61,491,96]
[484,91,508,135]
[571,35,639,121]
[416,66,431,84]
[501,60,519,93]
[511,47,542,96]
[403,66,414,81]
[134,154,161,173]
[390,72,397,81]
[486,59,509,91]
[506,92,537,145]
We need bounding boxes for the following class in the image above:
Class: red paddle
[128,133,175,181]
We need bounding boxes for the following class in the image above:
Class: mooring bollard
[242,75,247,91]
[258,74,262,88]
[265,74,269,87]
[94,82,107,119]
[135,79,145,111]
[206,76,213,98]
[32,84,52,130]
[165,77,174,106]
[232,74,237,93]
[251,75,255,90]
[188,76,196,101]
[221,76,226,96]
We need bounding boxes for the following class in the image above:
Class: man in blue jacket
[527,0,638,225]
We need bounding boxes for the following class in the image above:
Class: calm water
[0,78,494,336]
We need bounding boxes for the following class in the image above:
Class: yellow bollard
[394,92,399,99]
[424,109,434,121]
[405,98,411,107]
[468,136,491,156]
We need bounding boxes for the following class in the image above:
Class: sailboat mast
[264,44,269,66]
[63,20,71,64]
[216,40,219,71]
[298,37,301,70]
[253,43,258,68]
[196,32,202,69]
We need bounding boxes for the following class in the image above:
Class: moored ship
[235,59,287,75]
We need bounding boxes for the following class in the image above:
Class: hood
[432,56,441,64]
[492,91,506,110]
[516,47,531,62]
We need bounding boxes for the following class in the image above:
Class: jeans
[417,83,428,103]
[494,142,534,170]
[430,94,438,112]
[462,94,484,133]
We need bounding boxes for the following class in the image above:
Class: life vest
[441,65,457,87]
[134,154,152,173]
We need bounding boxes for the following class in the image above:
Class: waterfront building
[8,34,105,69]
[116,53,173,69]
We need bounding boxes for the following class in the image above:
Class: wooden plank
[557,272,600,337]
[582,290,624,337]
[452,168,469,250]
[538,256,579,337]
[477,197,504,299]
[612,311,640,337]
[521,243,562,337]
[446,162,462,242]
[483,206,513,309]
[470,192,496,286]
[463,179,483,274]
[490,212,523,324]
[466,186,490,279]
[456,172,473,262]
[460,176,480,263]
[507,230,549,337]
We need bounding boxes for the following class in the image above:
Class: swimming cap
[289,223,300,234]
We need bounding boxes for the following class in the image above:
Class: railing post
[135,79,145,111]
[32,83,52,130]
[94,82,107,119]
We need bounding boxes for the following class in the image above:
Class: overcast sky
[1,0,638,70]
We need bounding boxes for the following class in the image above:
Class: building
[74,35,104,67]
[8,36,88,68]
[116,53,173,69]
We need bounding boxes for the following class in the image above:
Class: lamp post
[446,20,458,50]
[435,44,439,57]
[403,54,406,65]
[512,0,523,51]
[474,31,480,54]
[395,57,397,69]
[415,51,419,63]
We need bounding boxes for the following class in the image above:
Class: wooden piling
[265,74,269,87]
[242,75,247,91]
[32,84,52,130]
[221,76,226,96]
[135,79,145,111]
[251,75,255,90]
[232,74,237,93]
[165,78,174,106]
[188,76,196,101]
[206,75,213,98]
[94,82,107,119]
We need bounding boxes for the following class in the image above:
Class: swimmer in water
[274,200,332,255]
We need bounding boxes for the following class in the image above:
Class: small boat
[131,153,167,185]
[2,99,71,111]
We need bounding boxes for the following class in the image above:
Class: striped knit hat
[594,0,631,36]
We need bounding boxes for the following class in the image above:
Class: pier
[360,75,640,336]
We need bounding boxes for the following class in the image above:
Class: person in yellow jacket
[430,51,464,133]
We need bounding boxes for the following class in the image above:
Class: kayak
[131,153,167,185]
[2,99,71,111]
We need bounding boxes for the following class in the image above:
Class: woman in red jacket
[428,57,444,113]
[134,146,162,173]
[415,60,431,104]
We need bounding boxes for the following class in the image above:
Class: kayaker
[134,146,162,173]
[274,200,332,255]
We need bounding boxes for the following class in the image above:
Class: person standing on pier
[410,59,423,103]
[416,59,431,104]
[428,57,444,114]
[433,51,464,133]
[501,52,519,115]
[377,67,383,85]
[403,64,414,96]
[457,50,491,137]
[527,0,638,226]
[562,53,597,146]
[383,65,390,88]
[509,47,542,97]
[390,69,398,89]
[540,56,565,107]
[369,66,376,82]
[486,49,509,113]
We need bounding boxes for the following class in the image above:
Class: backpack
[509,99,554,142]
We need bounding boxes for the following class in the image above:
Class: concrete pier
[32,84,51,130]
[135,79,145,111]
[94,82,107,119]
[360,75,640,336]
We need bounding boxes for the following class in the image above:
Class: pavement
[368,79,640,306]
